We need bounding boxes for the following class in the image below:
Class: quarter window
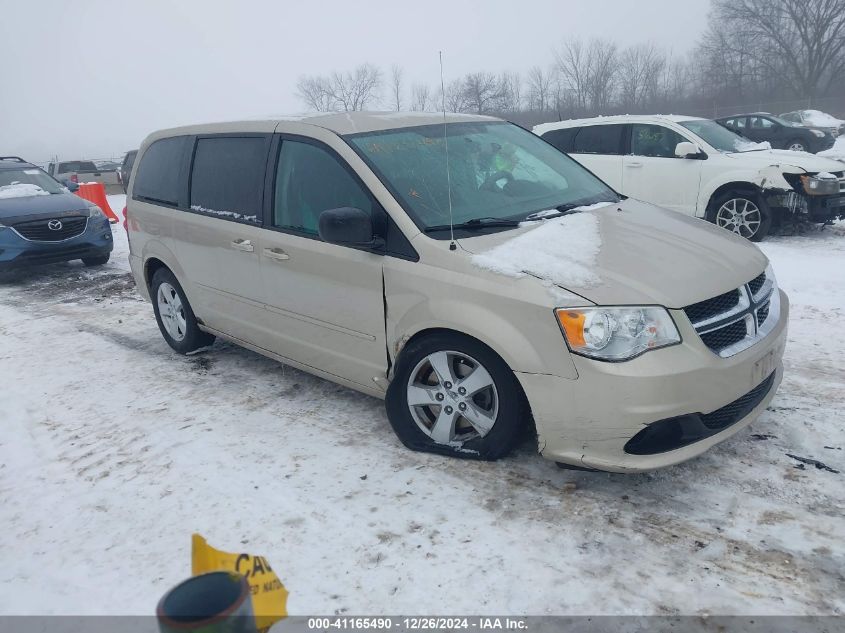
[189,136,268,224]
[630,124,687,158]
[570,125,624,155]
[133,136,190,206]
[273,140,372,236]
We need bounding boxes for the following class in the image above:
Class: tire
[82,254,110,266]
[385,331,528,460]
[786,139,806,152]
[150,268,215,354]
[709,190,772,242]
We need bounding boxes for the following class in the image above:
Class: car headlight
[87,204,105,218]
[555,306,681,361]
[800,174,839,195]
[810,129,825,138]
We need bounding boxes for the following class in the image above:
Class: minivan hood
[458,199,767,308]
[726,149,844,172]
[0,192,90,223]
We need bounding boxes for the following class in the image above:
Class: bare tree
[526,65,554,114]
[390,64,404,111]
[618,44,666,110]
[296,76,335,112]
[498,72,522,112]
[711,0,845,97]
[585,39,618,111]
[555,40,590,113]
[440,78,469,113]
[411,83,431,111]
[462,72,505,114]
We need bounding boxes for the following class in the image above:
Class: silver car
[126,113,788,472]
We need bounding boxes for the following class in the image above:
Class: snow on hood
[727,148,845,174]
[734,140,771,152]
[471,211,602,291]
[0,183,50,199]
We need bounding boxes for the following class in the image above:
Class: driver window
[749,116,774,130]
[630,124,686,158]
[273,140,373,236]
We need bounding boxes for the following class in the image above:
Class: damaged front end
[763,167,845,224]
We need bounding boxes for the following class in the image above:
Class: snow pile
[191,205,258,223]
[801,110,844,129]
[734,139,771,152]
[819,136,845,163]
[0,183,50,199]
[472,211,602,289]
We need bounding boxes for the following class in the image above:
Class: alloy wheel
[788,142,806,152]
[406,350,499,445]
[157,282,187,342]
[716,198,762,239]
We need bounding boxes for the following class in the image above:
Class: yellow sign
[192,534,288,630]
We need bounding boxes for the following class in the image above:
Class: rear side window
[134,136,190,206]
[541,128,578,153]
[570,125,624,155]
[190,136,268,224]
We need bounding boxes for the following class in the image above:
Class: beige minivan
[127,112,789,472]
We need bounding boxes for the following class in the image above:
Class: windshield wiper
[524,199,617,222]
[424,217,522,232]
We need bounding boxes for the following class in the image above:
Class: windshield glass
[679,119,767,153]
[0,167,65,197]
[346,121,618,233]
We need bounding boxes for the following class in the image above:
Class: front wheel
[150,268,215,354]
[711,192,772,242]
[385,332,528,460]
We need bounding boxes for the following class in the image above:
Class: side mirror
[62,179,80,192]
[318,207,384,250]
[675,141,705,159]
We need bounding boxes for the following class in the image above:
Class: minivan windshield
[679,119,767,154]
[0,168,66,197]
[347,121,619,234]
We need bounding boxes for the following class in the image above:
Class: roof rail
[0,156,27,162]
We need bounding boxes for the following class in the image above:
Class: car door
[173,133,272,342]
[255,135,387,389]
[566,124,625,191]
[622,123,703,215]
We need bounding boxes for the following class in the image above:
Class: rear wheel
[385,332,528,460]
[151,268,215,354]
[711,191,772,242]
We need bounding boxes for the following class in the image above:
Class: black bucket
[157,571,256,633]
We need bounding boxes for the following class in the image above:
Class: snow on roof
[534,114,705,135]
[800,110,845,128]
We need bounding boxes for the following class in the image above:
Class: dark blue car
[0,157,113,269]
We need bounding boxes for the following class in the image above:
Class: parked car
[0,156,113,268]
[780,109,845,137]
[534,114,845,241]
[715,112,835,153]
[47,159,122,193]
[127,113,788,473]
[120,150,137,193]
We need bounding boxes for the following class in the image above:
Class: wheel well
[394,327,534,429]
[706,182,763,221]
[144,258,168,289]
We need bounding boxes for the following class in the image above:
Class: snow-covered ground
[819,135,845,162]
[0,194,843,617]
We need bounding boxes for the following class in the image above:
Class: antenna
[439,51,456,251]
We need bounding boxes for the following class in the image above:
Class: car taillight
[70,174,78,183]
[122,206,128,232]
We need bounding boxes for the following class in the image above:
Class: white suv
[535,115,845,241]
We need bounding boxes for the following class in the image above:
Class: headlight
[800,174,839,196]
[810,129,825,138]
[87,204,105,218]
[555,306,681,361]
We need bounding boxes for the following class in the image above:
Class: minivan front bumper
[517,289,789,473]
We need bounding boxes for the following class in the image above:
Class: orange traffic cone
[75,182,119,224]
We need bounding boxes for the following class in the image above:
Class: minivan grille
[700,372,776,431]
[685,270,777,357]
[13,216,87,241]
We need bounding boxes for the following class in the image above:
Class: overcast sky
[0,0,710,163]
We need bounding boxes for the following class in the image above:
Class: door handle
[626,162,643,168]
[263,247,290,261]
[230,239,254,252]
